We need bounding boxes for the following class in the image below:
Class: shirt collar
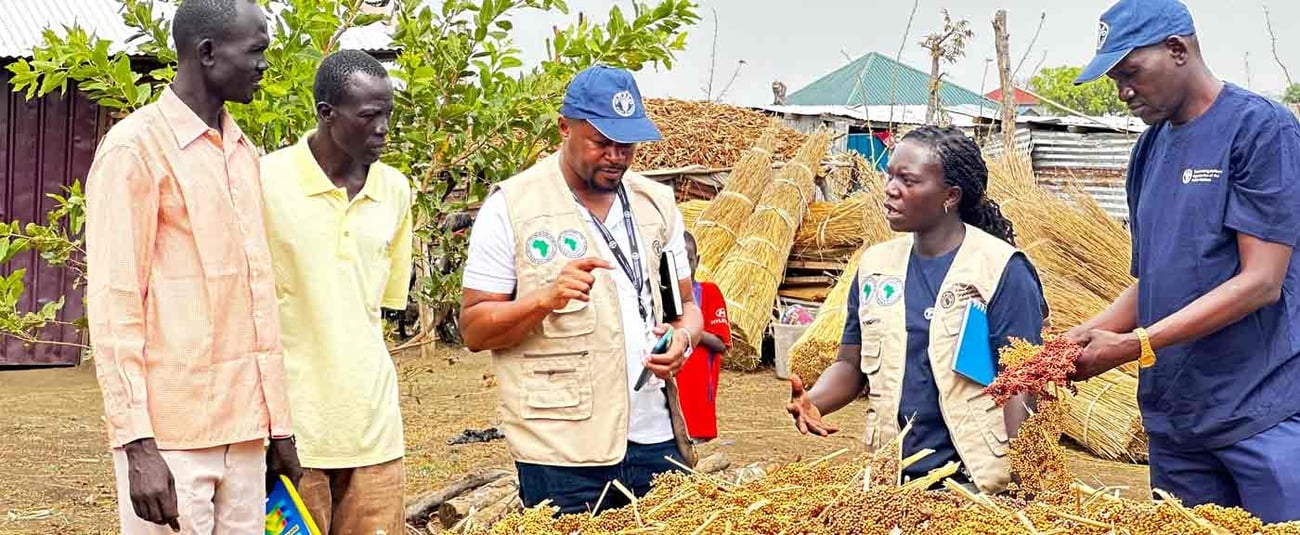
[292,131,385,202]
[157,87,247,149]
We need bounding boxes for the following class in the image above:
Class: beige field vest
[492,153,697,468]
[856,225,1024,494]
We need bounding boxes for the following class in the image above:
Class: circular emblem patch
[557,230,588,258]
[526,231,557,264]
[940,290,957,309]
[860,275,878,303]
[612,90,636,117]
[875,276,904,307]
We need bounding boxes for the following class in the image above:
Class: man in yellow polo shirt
[259,49,413,534]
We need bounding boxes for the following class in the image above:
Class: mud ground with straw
[0,346,1150,534]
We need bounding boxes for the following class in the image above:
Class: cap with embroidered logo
[560,65,662,144]
[1075,0,1196,85]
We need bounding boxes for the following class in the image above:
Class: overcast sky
[496,0,1300,106]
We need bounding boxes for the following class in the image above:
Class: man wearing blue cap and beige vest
[1065,0,1300,522]
[460,65,704,514]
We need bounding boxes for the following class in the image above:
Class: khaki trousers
[112,440,266,535]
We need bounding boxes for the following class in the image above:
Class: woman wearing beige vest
[786,126,1048,494]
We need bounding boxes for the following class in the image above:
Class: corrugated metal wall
[0,66,107,368]
[985,129,1137,222]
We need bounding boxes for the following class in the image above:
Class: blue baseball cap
[560,65,662,144]
[1074,0,1196,85]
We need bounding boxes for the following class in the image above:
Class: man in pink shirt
[84,0,301,532]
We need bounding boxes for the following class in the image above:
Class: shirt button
[344,231,351,237]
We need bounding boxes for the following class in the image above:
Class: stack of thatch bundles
[787,248,865,385]
[679,199,709,230]
[713,130,833,370]
[691,128,779,281]
[791,178,893,260]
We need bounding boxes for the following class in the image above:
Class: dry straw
[712,130,834,370]
[679,200,710,230]
[469,401,1299,535]
[1058,368,1148,462]
[692,127,779,280]
[787,248,865,386]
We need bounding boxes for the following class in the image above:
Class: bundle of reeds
[635,99,805,170]
[787,248,865,386]
[986,153,1135,332]
[692,128,779,281]
[1059,368,1148,462]
[713,130,834,370]
[678,199,710,230]
[791,186,892,258]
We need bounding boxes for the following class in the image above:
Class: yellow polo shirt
[259,133,413,468]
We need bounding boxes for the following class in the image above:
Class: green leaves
[1029,66,1126,116]
[3,0,699,345]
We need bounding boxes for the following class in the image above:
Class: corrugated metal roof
[752,103,996,128]
[787,52,999,109]
[0,0,395,59]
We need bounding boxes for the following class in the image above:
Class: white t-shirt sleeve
[462,192,517,295]
[662,205,692,282]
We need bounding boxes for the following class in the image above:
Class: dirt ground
[0,345,1151,534]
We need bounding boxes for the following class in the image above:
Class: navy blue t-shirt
[840,247,1046,482]
[1127,83,1300,451]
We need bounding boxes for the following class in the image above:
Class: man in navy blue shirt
[1068,0,1300,523]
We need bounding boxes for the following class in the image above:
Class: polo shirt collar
[292,131,385,202]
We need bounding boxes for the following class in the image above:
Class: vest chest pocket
[859,318,884,375]
[541,299,596,338]
[522,350,593,421]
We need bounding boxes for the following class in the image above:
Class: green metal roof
[787,52,998,108]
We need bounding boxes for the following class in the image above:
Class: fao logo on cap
[612,90,636,117]
[1096,21,1110,51]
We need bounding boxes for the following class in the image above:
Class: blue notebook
[952,300,996,386]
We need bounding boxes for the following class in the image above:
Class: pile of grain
[635,99,806,170]
[465,400,1299,535]
[712,130,833,370]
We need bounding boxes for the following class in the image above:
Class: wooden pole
[993,10,1016,152]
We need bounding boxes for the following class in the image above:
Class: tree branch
[1011,11,1046,81]
[702,7,718,100]
[1263,4,1293,87]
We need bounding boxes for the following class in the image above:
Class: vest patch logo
[861,275,878,303]
[526,231,557,264]
[876,276,903,307]
[558,230,588,258]
[939,290,957,309]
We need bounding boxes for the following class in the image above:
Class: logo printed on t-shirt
[1181,168,1223,184]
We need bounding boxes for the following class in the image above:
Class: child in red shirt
[678,232,730,441]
